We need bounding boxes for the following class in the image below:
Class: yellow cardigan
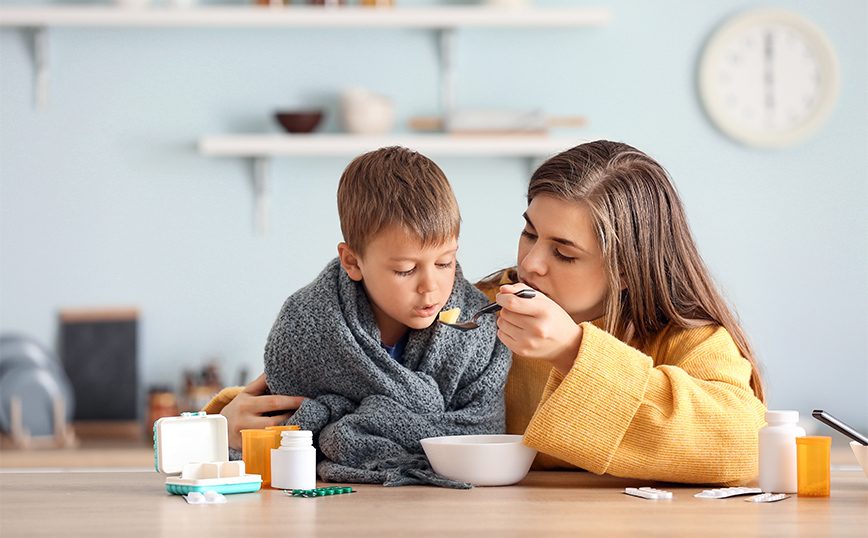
[506,320,767,484]
[206,289,766,487]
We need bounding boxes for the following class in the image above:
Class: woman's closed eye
[553,249,577,263]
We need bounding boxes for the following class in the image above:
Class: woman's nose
[519,243,547,276]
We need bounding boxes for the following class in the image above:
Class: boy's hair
[337,146,460,258]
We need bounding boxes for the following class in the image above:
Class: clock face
[698,9,840,148]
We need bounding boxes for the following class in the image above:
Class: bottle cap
[765,410,799,423]
[796,435,831,446]
[280,429,313,447]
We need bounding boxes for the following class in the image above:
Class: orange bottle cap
[796,435,832,445]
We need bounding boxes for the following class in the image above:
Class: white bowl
[420,434,537,486]
[851,441,868,479]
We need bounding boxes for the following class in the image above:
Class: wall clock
[698,8,840,148]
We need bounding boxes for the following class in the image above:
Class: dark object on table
[275,111,324,134]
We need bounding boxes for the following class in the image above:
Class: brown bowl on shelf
[275,111,324,134]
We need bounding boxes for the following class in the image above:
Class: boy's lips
[415,304,439,317]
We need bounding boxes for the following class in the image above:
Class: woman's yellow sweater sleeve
[522,323,766,486]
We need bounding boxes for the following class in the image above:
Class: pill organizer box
[153,412,261,495]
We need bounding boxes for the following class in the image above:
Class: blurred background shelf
[199,133,594,234]
[0,5,612,28]
[0,437,155,471]
[198,133,593,157]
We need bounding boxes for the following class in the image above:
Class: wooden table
[1,470,865,536]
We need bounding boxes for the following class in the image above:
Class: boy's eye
[395,268,415,276]
[436,261,454,269]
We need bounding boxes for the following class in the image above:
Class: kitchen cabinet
[0,4,612,232]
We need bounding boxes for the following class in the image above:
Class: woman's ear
[337,242,363,281]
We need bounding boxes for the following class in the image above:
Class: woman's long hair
[522,140,764,402]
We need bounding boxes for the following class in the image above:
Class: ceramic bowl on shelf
[274,110,324,134]
[420,434,537,486]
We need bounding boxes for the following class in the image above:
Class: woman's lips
[519,278,540,293]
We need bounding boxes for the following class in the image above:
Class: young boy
[247,146,509,487]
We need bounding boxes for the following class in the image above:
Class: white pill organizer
[153,412,261,495]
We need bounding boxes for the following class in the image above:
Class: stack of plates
[0,334,75,437]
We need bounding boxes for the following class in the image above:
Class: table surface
[1,469,865,537]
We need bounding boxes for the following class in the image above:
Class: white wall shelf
[199,133,594,234]
[0,6,612,29]
[0,6,611,109]
[1,5,610,233]
[198,133,588,157]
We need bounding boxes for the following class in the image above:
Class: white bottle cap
[280,429,313,447]
[765,410,799,423]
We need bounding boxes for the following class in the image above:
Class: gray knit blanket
[263,257,510,488]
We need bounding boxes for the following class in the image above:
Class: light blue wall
[2,0,866,432]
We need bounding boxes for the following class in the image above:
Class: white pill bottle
[758,410,806,493]
[270,430,317,490]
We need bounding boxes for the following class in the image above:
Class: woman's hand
[220,373,306,450]
[495,283,584,376]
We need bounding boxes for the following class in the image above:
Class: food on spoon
[438,308,461,324]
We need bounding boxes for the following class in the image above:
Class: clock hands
[764,28,775,118]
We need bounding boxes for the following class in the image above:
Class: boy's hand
[221,373,306,451]
[495,283,583,376]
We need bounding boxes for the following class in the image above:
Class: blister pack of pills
[694,487,762,499]
[623,487,673,500]
[288,486,355,498]
[745,493,790,503]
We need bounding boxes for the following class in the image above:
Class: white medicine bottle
[758,410,806,493]
[270,430,317,490]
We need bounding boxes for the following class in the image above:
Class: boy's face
[339,226,458,346]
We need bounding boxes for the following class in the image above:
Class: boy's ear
[337,242,363,282]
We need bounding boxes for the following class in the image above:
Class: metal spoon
[439,288,537,331]
[812,410,868,445]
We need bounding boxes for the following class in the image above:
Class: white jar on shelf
[340,87,395,135]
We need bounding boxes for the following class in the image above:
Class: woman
[208,140,766,486]
[481,140,765,485]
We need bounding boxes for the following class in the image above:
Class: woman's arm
[208,373,305,451]
[524,323,766,485]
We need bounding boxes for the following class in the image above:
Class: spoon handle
[812,409,868,445]
[477,288,536,315]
